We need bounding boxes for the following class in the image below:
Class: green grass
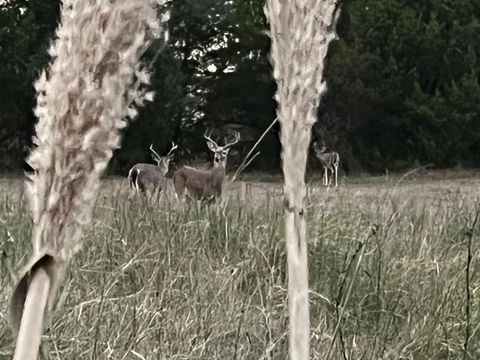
[1,173,480,359]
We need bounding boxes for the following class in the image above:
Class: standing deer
[173,130,240,202]
[128,142,177,196]
[313,141,340,187]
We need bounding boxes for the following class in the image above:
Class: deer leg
[154,187,161,205]
[135,176,146,195]
[128,168,136,189]
[173,174,186,202]
[334,164,338,187]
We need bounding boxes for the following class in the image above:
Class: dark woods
[1,0,479,174]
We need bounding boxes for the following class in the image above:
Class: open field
[1,171,480,359]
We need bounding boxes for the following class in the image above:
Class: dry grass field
[0,170,479,359]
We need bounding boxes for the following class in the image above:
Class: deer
[173,130,240,202]
[313,141,340,187]
[127,142,178,196]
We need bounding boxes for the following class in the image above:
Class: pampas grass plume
[10,1,168,359]
[264,0,341,358]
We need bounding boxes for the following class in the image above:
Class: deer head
[150,141,177,175]
[313,141,328,155]
[204,130,240,168]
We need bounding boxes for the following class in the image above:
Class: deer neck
[155,162,168,176]
[210,164,226,184]
[155,167,164,175]
[316,151,330,163]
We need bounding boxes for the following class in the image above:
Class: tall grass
[0,178,479,359]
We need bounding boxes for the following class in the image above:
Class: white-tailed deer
[173,130,240,202]
[128,142,177,196]
[313,141,340,187]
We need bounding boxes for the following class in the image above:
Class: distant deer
[128,142,177,196]
[313,141,340,187]
[173,130,240,202]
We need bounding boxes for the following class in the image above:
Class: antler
[224,131,240,148]
[149,144,161,159]
[204,129,219,148]
[166,141,178,157]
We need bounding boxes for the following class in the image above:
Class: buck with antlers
[128,142,178,196]
[313,141,340,187]
[173,130,240,202]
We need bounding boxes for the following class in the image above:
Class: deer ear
[151,153,160,162]
[207,141,217,152]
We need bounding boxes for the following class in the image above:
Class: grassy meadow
[0,171,480,359]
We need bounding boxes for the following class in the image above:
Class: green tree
[319,0,480,171]
[2,0,480,174]
[161,0,279,171]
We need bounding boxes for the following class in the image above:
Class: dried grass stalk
[10,0,167,358]
[264,0,341,358]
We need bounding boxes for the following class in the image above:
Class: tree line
[1,0,479,175]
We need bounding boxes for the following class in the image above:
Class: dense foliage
[321,0,480,171]
[1,0,479,174]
